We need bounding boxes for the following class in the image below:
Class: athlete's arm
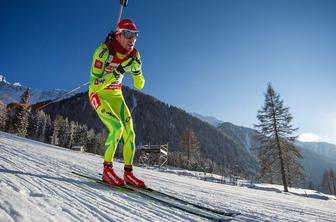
[131,51,145,90]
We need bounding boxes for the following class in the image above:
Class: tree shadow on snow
[288,191,330,200]
[250,185,329,200]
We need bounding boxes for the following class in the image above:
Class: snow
[0,131,335,222]
[12,82,22,87]
[0,75,10,84]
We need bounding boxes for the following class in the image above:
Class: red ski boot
[124,165,145,188]
[102,161,125,186]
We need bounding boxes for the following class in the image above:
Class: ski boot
[124,165,145,188]
[102,161,125,186]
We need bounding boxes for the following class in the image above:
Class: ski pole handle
[116,0,128,28]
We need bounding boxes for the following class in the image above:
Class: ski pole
[35,81,90,111]
[116,0,128,27]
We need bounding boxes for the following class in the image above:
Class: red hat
[116,19,138,32]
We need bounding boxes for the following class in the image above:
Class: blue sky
[1,0,336,144]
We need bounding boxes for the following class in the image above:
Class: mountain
[216,121,336,188]
[36,87,259,176]
[296,141,336,160]
[1,131,335,222]
[190,112,223,127]
[0,74,68,105]
[217,122,260,153]
[295,141,336,188]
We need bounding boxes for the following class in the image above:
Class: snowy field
[0,131,335,222]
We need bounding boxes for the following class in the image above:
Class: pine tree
[51,115,63,145]
[38,111,48,142]
[44,114,52,143]
[67,121,77,148]
[11,88,32,137]
[255,83,301,192]
[79,124,88,146]
[96,129,108,155]
[33,110,48,142]
[0,100,8,131]
[58,117,70,148]
[26,111,37,139]
[86,129,96,152]
[72,122,82,145]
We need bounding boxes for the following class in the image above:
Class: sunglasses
[120,29,139,39]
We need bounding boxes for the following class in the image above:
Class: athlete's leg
[90,93,123,162]
[115,97,136,165]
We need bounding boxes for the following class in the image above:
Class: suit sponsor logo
[105,83,122,90]
[94,60,103,69]
[94,78,105,85]
[89,93,101,110]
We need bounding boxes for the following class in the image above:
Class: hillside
[36,87,259,176]
[1,131,336,222]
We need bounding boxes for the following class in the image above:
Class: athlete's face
[116,32,137,52]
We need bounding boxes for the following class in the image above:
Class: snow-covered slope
[0,75,68,105]
[0,131,335,222]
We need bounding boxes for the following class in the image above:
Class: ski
[72,171,237,221]
[96,173,240,217]
[128,185,240,217]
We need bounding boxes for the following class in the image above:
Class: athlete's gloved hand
[115,57,142,75]
[131,57,142,74]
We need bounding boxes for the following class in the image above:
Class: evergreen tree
[95,129,108,155]
[72,122,82,145]
[38,111,48,142]
[58,117,70,148]
[254,83,301,192]
[0,100,8,131]
[11,88,32,137]
[44,114,52,143]
[32,110,48,142]
[67,121,77,148]
[51,115,63,145]
[86,129,96,152]
[27,111,37,139]
[79,124,88,146]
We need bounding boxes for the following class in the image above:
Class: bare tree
[179,127,201,169]
[321,169,336,195]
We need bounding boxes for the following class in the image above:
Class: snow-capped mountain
[190,112,223,127]
[0,74,68,105]
[1,131,335,222]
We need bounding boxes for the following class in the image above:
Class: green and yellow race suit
[88,42,145,165]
